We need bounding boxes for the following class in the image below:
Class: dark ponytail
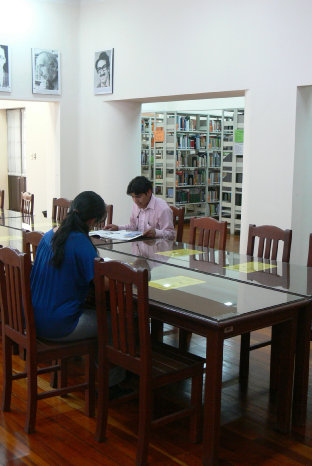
[51,191,106,268]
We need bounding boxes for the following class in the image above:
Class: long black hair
[51,191,106,268]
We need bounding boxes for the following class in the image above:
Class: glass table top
[98,248,305,323]
[97,239,312,298]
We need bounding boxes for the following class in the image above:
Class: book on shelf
[89,230,143,241]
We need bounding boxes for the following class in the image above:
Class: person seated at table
[105,175,176,240]
[30,190,125,389]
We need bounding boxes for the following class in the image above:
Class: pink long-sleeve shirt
[119,194,176,240]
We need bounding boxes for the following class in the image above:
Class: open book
[89,229,143,241]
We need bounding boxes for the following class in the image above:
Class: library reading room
[0,0,312,464]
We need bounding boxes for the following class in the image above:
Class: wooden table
[98,248,311,465]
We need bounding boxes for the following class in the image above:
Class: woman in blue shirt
[31,191,106,341]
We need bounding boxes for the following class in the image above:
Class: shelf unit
[219,108,244,234]
[140,108,244,228]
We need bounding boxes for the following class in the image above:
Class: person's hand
[104,224,118,231]
[143,228,156,238]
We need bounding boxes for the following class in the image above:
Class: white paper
[89,229,142,241]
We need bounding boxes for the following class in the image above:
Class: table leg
[272,317,297,433]
[292,302,312,427]
[202,329,224,466]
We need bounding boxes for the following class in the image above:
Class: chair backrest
[20,192,34,215]
[0,189,4,209]
[246,224,292,263]
[94,258,151,374]
[94,204,113,230]
[170,206,185,242]
[52,197,72,222]
[307,233,312,267]
[0,247,36,347]
[189,216,227,249]
[23,230,44,263]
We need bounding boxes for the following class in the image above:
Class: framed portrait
[32,48,61,95]
[0,44,11,92]
[94,48,114,95]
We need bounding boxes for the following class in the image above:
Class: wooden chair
[189,216,227,249]
[94,204,113,230]
[179,216,227,350]
[170,205,185,242]
[0,190,4,209]
[20,192,34,215]
[94,259,203,465]
[307,233,312,268]
[0,247,96,433]
[52,197,72,222]
[240,224,292,383]
[22,230,44,263]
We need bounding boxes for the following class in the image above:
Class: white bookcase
[140,108,244,228]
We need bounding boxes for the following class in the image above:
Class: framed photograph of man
[94,48,114,95]
[32,48,61,95]
[0,45,11,92]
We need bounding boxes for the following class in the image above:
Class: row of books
[176,152,206,168]
[177,134,206,149]
[176,170,206,186]
[176,115,198,131]
[208,203,220,216]
[176,188,206,204]
[208,138,221,149]
[207,190,219,202]
[209,120,222,132]
[208,172,220,185]
[208,152,221,167]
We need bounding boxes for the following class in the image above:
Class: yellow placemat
[149,275,205,290]
[156,248,202,257]
[224,262,277,273]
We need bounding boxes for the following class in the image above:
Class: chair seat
[151,342,204,380]
[36,337,97,361]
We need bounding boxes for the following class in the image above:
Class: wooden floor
[1,232,312,464]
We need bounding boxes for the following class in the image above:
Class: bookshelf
[140,108,244,228]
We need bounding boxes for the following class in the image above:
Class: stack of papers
[89,229,142,241]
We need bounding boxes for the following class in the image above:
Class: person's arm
[118,204,139,231]
[144,208,176,240]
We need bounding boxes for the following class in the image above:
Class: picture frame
[0,44,11,92]
[94,48,114,95]
[32,48,61,95]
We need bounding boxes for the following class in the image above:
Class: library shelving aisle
[140,108,244,227]
[220,109,244,234]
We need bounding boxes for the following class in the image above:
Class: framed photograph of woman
[0,45,11,92]
[94,48,114,95]
[32,48,61,95]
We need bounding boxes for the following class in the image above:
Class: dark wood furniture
[93,204,113,230]
[20,192,34,215]
[52,197,72,222]
[0,247,96,433]
[240,224,293,383]
[94,259,204,465]
[93,248,308,465]
[0,190,4,209]
[170,205,185,242]
[189,216,227,249]
[180,217,227,349]
[22,230,44,264]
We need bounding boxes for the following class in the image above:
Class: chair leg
[136,375,152,465]
[1,338,13,412]
[239,332,251,384]
[179,329,192,351]
[85,352,96,417]
[95,358,110,442]
[25,358,38,433]
[189,371,203,443]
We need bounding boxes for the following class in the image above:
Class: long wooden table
[98,247,311,465]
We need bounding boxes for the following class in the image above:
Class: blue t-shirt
[30,229,97,338]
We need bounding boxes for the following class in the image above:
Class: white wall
[0,110,8,208]
[2,0,312,262]
[291,86,312,265]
